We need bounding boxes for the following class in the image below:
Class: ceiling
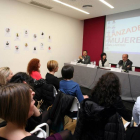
[15,0,140,20]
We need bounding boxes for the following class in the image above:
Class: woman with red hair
[27,58,42,80]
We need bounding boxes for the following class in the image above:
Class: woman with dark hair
[0,83,74,140]
[99,53,109,67]
[74,72,131,140]
[59,65,88,103]
[27,58,42,80]
[10,72,54,111]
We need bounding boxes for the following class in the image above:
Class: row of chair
[31,96,80,138]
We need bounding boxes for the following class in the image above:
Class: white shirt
[99,60,109,67]
[133,96,140,125]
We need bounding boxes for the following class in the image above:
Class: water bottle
[93,61,96,66]
[91,61,94,65]
[116,64,119,68]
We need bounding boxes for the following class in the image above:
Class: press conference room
[0,0,140,140]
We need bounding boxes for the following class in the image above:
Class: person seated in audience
[0,83,74,140]
[74,72,131,140]
[125,96,140,140]
[77,50,90,64]
[0,67,13,85]
[10,72,55,111]
[126,124,140,140]
[99,53,109,67]
[59,65,88,103]
[46,60,59,91]
[27,58,42,80]
[132,96,140,125]
[118,54,133,71]
[0,67,13,124]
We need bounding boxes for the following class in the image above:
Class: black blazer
[126,125,140,140]
[45,73,59,91]
[77,55,90,64]
[118,59,133,71]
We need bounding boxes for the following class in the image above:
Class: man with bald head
[118,54,133,71]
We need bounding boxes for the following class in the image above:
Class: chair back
[53,86,58,97]
[30,123,49,138]
[70,97,80,112]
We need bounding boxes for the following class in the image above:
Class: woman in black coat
[74,72,131,140]
[10,72,55,111]
[46,60,60,91]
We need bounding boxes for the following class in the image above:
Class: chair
[124,117,136,130]
[70,97,80,121]
[53,86,58,97]
[132,66,135,72]
[30,123,49,138]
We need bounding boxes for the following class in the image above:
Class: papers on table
[110,68,122,72]
[69,62,122,73]
[87,64,96,68]
[100,67,122,72]
[70,61,77,65]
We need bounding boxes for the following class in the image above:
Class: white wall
[0,0,83,78]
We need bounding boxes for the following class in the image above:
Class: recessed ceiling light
[53,0,90,14]
[99,0,114,9]
[83,5,93,8]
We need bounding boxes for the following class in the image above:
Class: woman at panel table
[99,53,109,67]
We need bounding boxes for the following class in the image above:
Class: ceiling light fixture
[53,0,90,14]
[99,0,114,9]
[83,5,93,8]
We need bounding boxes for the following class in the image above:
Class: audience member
[125,96,140,140]
[0,83,73,140]
[27,58,42,80]
[10,72,54,111]
[99,53,109,67]
[77,50,90,64]
[133,96,140,125]
[74,72,131,140]
[9,73,49,131]
[126,124,140,140]
[0,67,13,124]
[46,60,59,91]
[59,66,88,103]
[0,67,13,85]
[118,54,133,71]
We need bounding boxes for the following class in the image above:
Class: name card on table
[111,68,122,73]
[87,64,95,68]
[70,61,77,65]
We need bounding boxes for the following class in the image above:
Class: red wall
[83,16,105,65]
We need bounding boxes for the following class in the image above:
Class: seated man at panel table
[77,50,91,64]
[118,54,133,71]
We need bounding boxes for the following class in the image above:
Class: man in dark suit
[77,50,90,64]
[118,54,133,71]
